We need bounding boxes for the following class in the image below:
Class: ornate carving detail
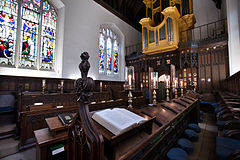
[69,52,104,160]
[75,52,94,103]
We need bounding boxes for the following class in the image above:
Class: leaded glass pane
[106,37,111,74]
[43,0,50,11]
[113,40,118,74]
[33,0,40,8]
[23,0,39,12]
[20,2,39,68]
[98,33,104,73]
[110,30,112,38]
[0,0,18,66]
[40,3,57,70]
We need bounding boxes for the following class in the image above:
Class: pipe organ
[140,0,196,55]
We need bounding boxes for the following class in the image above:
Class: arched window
[98,27,119,75]
[0,0,18,66]
[0,0,57,70]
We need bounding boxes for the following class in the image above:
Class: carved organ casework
[140,0,196,55]
[68,52,104,160]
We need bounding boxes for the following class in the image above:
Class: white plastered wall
[61,0,141,81]
[227,0,240,76]
[193,0,220,27]
[0,0,65,78]
[0,0,141,81]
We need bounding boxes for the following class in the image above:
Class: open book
[92,108,147,135]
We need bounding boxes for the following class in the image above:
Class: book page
[113,108,147,124]
[92,109,137,135]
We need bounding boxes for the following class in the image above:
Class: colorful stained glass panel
[20,5,39,68]
[106,37,112,74]
[98,33,104,73]
[43,0,50,11]
[23,0,39,12]
[113,40,118,74]
[40,6,57,70]
[0,0,18,66]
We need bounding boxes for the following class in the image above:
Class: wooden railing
[223,71,240,95]
[180,19,227,42]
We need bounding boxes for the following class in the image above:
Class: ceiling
[94,0,145,32]
[93,0,221,32]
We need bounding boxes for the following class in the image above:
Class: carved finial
[75,52,94,103]
[79,52,90,79]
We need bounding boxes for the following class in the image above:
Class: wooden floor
[0,113,218,160]
[189,113,218,160]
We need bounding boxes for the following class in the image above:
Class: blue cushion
[188,123,201,133]
[200,101,219,108]
[177,138,194,154]
[222,130,228,136]
[0,106,14,112]
[199,117,203,122]
[167,148,188,160]
[216,120,225,128]
[216,136,240,160]
[184,129,198,141]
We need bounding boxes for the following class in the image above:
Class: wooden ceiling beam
[134,2,144,18]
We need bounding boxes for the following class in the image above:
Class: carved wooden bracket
[69,52,104,160]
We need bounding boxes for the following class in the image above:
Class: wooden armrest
[221,113,238,121]
[227,149,240,160]
[223,120,240,130]
[225,130,240,140]
[29,104,53,111]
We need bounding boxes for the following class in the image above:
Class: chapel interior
[0,0,240,160]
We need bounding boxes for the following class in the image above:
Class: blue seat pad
[167,148,188,160]
[216,136,240,160]
[184,129,198,141]
[177,138,194,155]
[188,123,201,133]
[216,120,225,126]
[0,106,14,112]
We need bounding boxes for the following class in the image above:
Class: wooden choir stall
[34,52,199,160]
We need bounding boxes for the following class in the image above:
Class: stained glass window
[98,27,119,75]
[0,0,57,70]
[106,37,112,74]
[40,0,57,70]
[0,0,18,66]
[20,0,40,68]
[113,40,118,74]
[99,32,104,73]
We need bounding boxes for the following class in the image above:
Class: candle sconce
[179,79,184,97]
[193,81,197,92]
[125,66,135,109]
[165,75,170,101]
[173,78,178,99]
[100,82,103,92]
[151,72,158,106]
[60,80,64,94]
[42,79,46,94]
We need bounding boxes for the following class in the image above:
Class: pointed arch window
[0,0,57,70]
[98,27,119,75]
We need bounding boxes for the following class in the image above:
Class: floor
[0,114,218,160]
[0,148,36,160]
[189,113,218,160]
[0,113,16,134]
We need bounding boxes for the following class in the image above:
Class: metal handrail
[180,19,227,42]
